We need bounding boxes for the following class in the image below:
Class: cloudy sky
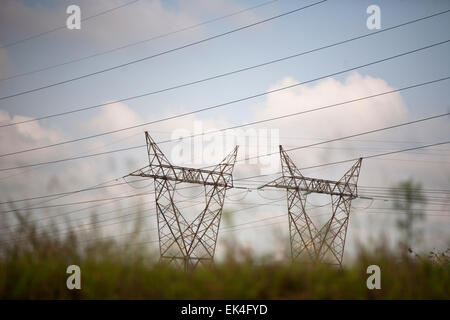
[0,0,449,261]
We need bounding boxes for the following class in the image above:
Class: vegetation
[0,179,448,299]
[393,179,427,247]
[0,216,449,299]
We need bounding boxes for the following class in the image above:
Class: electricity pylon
[129,132,238,271]
[262,146,362,266]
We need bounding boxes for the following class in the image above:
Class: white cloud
[0,109,73,203]
[84,100,235,167]
[85,102,142,139]
[245,73,449,254]
[0,71,447,254]
[251,73,412,179]
[0,109,65,157]
[259,72,408,135]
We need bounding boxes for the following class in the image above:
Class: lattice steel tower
[129,132,238,270]
[263,146,362,266]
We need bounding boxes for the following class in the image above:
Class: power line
[11,205,449,249]
[2,139,449,214]
[1,110,447,222]
[0,178,246,228]
[0,129,144,185]
[0,0,280,82]
[254,184,450,196]
[0,40,448,159]
[0,133,150,214]
[358,195,449,205]
[246,180,450,194]
[0,1,327,102]
[4,189,249,243]
[1,185,249,233]
[87,203,450,245]
[278,135,450,146]
[299,190,449,205]
[40,192,278,238]
[3,181,448,245]
[364,207,449,213]
[1,98,447,173]
[171,113,450,165]
[239,114,450,163]
[111,206,450,249]
[10,193,449,247]
[366,158,450,165]
[6,200,292,242]
[5,191,271,244]
[0,177,124,224]
[1,183,220,231]
[359,211,450,217]
[80,199,287,244]
[360,185,450,193]
[4,189,252,241]
[0,192,153,231]
[25,199,450,246]
[4,201,154,240]
[2,181,448,241]
[361,192,450,200]
[4,174,446,227]
[270,141,450,171]
[226,140,450,187]
[4,200,202,245]
[278,144,450,156]
[0,178,145,205]
[253,140,450,172]
[2,8,448,128]
[0,191,153,214]
[359,190,450,198]
[0,146,146,171]
[0,0,140,49]
[1,6,447,250]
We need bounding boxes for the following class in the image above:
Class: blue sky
[1,0,449,119]
[0,0,449,259]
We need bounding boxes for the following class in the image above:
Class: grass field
[1,214,449,299]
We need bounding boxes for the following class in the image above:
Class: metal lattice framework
[129,132,238,271]
[263,146,362,266]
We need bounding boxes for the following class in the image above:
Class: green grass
[0,211,449,299]
[1,241,449,299]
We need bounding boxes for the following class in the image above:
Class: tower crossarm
[129,164,233,188]
[263,176,357,198]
